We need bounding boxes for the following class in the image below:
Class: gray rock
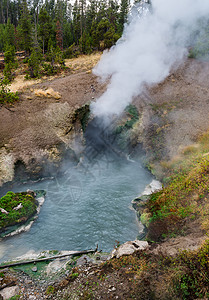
[0,208,8,214]
[0,286,20,300]
[28,295,37,300]
[111,240,149,258]
[76,255,92,266]
[32,266,38,272]
[13,203,23,210]
[142,180,162,196]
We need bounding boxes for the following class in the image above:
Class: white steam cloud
[91,0,209,118]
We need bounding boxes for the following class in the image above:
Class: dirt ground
[136,58,209,161]
[0,72,105,149]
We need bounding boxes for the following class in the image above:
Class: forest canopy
[0,0,136,54]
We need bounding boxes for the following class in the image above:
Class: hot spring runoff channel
[0,120,153,262]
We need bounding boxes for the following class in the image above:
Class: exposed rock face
[0,71,104,187]
[0,103,89,186]
[142,180,162,196]
[132,179,162,228]
[0,148,15,186]
[111,240,149,258]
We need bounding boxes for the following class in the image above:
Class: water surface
[0,156,152,262]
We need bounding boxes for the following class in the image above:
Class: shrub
[0,78,19,104]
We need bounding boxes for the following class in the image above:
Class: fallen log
[0,246,98,269]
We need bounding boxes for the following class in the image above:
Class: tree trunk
[43,38,44,55]
[1,2,5,24]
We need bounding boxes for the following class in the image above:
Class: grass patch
[114,104,140,150]
[65,52,101,73]
[146,130,209,241]
[0,191,38,230]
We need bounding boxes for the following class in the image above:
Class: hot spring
[0,118,153,262]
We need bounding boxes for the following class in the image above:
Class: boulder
[0,286,20,300]
[111,240,149,258]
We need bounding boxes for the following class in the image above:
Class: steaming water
[0,156,152,262]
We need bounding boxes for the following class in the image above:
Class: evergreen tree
[96,18,117,50]
[17,0,32,54]
[72,0,81,44]
[56,19,63,49]
[0,0,130,56]
[63,20,74,48]
[86,0,97,33]
[28,45,42,78]
[3,44,17,81]
[38,7,52,54]
[79,0,86,52]
[97,0,107,22]
[118,0,130,35]
[107,0,119,28]
[55,0,66,50]
[90,20,99,49]
[45,0,55,19]
[4,18,15,48]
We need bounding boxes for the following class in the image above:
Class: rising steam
[91,0,209,118]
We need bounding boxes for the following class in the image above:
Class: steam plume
[91,0,209,118]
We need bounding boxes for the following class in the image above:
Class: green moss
[115,104,139,135]
[74,104,90,132]
[0,191,38,230]
[114,104,139,150]
[8,296,20,300]
[140,212,151,228]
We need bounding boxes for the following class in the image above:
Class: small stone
[25,279,32,284]
[0,207,8,214]
[13,203,23,210]
[32,266,37,272]
[28,296,37,300]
